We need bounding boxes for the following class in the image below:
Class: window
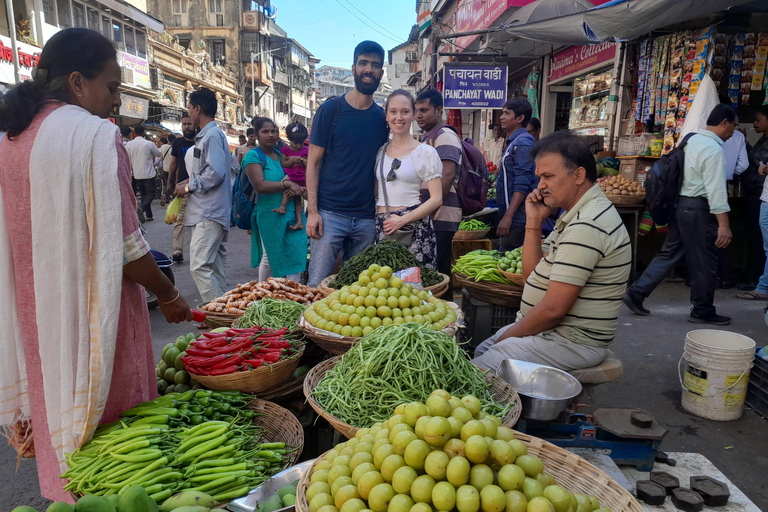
[209,39,225,65]
[216,14,223,26]
[87,7,99,30]
[208,0,221,12]
[101,15,111,39]
[56,0,71,28]
[178,38,191,50]
[136,31,147,59]
[42,0,56,25]
[112,20,123,50]
[173,0,187,13]
[125,26,135,55]
[72,1,85,27]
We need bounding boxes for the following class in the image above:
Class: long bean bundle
[238,298,306,330]
[312,323,513,427]
[329,241,443,288]
[452,250,512,284]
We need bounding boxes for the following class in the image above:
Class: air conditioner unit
[405,51,418,62]
[122,67,135,86]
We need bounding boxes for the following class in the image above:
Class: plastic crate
[451,238,493,287]
[746,347,768,420]
[459,289,520,356]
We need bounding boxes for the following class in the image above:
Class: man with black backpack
[305,41,388,287]
[624,104,736,325]
[496,98,537,251]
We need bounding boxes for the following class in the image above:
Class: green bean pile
[62,391,293,502]
[452,250,512,284]
[329,241,443,288]
[239,298,307,330]
[312,323,513,427]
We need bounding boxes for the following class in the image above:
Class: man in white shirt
[126,124,162,221]
[717,128,748,288]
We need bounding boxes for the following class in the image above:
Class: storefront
[541,42,619,146]
[0,35,41,86]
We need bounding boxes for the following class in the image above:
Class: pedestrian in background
[126,124,161,221]
[305,40,388,287]
[167,115,196,262]
[174,87,232,303]
[244,117,307,282]
[496,98,537,251]
[717,124,748,289]
[0,28,191,502]
[416,89,462,286]
[237,127,257,164]
[624,104,735,325]
[527,117,542,141]
[482,123,504,168]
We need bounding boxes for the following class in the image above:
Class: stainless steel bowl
[498,359,582,421]
[227,460,316,512]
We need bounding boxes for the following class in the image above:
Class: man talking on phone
[473,131,631,372]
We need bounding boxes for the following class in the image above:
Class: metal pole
[5,0,22,84]
[250,51,256,117]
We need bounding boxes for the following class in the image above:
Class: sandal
[736,290,768,300]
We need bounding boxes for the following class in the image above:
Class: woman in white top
[375,89,443,267]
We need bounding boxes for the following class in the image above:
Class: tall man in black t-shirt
[167,114,196,262]
[305,41,389,287]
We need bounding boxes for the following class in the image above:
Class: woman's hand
[383,215,409,235]
[285,180,303,197]
[158,292,194,323]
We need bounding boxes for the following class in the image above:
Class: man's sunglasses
[387,158,401,182]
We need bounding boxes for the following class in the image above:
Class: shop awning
[502,0,756,44]
[143,122,175,133]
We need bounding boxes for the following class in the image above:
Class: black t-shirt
[170,138,195,184]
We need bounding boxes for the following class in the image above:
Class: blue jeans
[307,209,376,287]
[756,202,768,294]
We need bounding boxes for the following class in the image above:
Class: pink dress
[280,144,308,186]
[0,103,157,501]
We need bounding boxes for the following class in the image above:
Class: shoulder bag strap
[377,142,392,218]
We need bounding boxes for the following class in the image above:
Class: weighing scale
[515,407,668,471]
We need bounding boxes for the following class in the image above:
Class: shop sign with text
[119,93,149,119]
[118,52,151,89]
[549,42,616,82]
[443,65,507,109]
[0,35,41,84]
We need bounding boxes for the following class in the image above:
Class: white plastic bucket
[679,330,755,421]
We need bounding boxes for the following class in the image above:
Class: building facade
[316,64,391,106]
[387,25,420,95]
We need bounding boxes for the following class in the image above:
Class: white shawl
[0,105,124,471]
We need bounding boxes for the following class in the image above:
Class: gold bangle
[157,288,180,305]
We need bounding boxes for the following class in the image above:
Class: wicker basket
[298,302,465,356]
[320,273,451,297]
[197,304,243,328]
[454,273,522,307]
[453,229,490,240]
[498,266,525,286]
[247,399,304,467]
[258,374,306,402]
[303,356,521,439]
[296,437,642,512]
[188,342,306,394]
[606,193,645,206]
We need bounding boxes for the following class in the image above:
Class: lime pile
[156,333,202,395]
[498,248,523,275]
[304,265,457,337]
[305,390,612,512]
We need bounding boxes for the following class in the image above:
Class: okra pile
[62,390,294,502]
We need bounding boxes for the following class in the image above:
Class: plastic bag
[165,197,181,225]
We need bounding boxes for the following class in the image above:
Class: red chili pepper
[242,358,264,368]
[262,352,281,363]
[225,328,245,336]
[260,340,291,349]
[185,347,218,357]
[213,354,243,369]
[202,332,227,339]
[181,355,213,364]
[191,310,206,322]
[256,347,283,353]
[207,365,238,376]
[213,340,252,354]
[193,338,229,349]
[192,354,227,368]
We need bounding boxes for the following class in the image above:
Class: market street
[2,213,767,510]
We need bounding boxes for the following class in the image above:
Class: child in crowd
[274,122,309,230]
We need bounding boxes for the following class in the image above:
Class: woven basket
[498,266,525,286]
[303,356,521,439]
[454,229,490,240]
[298,302,465,356]
[296,437,642,512]
[197,304,243,327]
[247,399,304,467]
[454,272,522,307]
[188,342,306,394]
[320,273,451,297]
[605,193,645,206]
[258,374,306,402]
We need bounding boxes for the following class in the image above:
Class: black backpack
[644,133,695,226]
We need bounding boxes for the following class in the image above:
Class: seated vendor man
[473,131,631,373]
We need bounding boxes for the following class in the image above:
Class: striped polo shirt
[421,125,463,232]
[518,184,631,348]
